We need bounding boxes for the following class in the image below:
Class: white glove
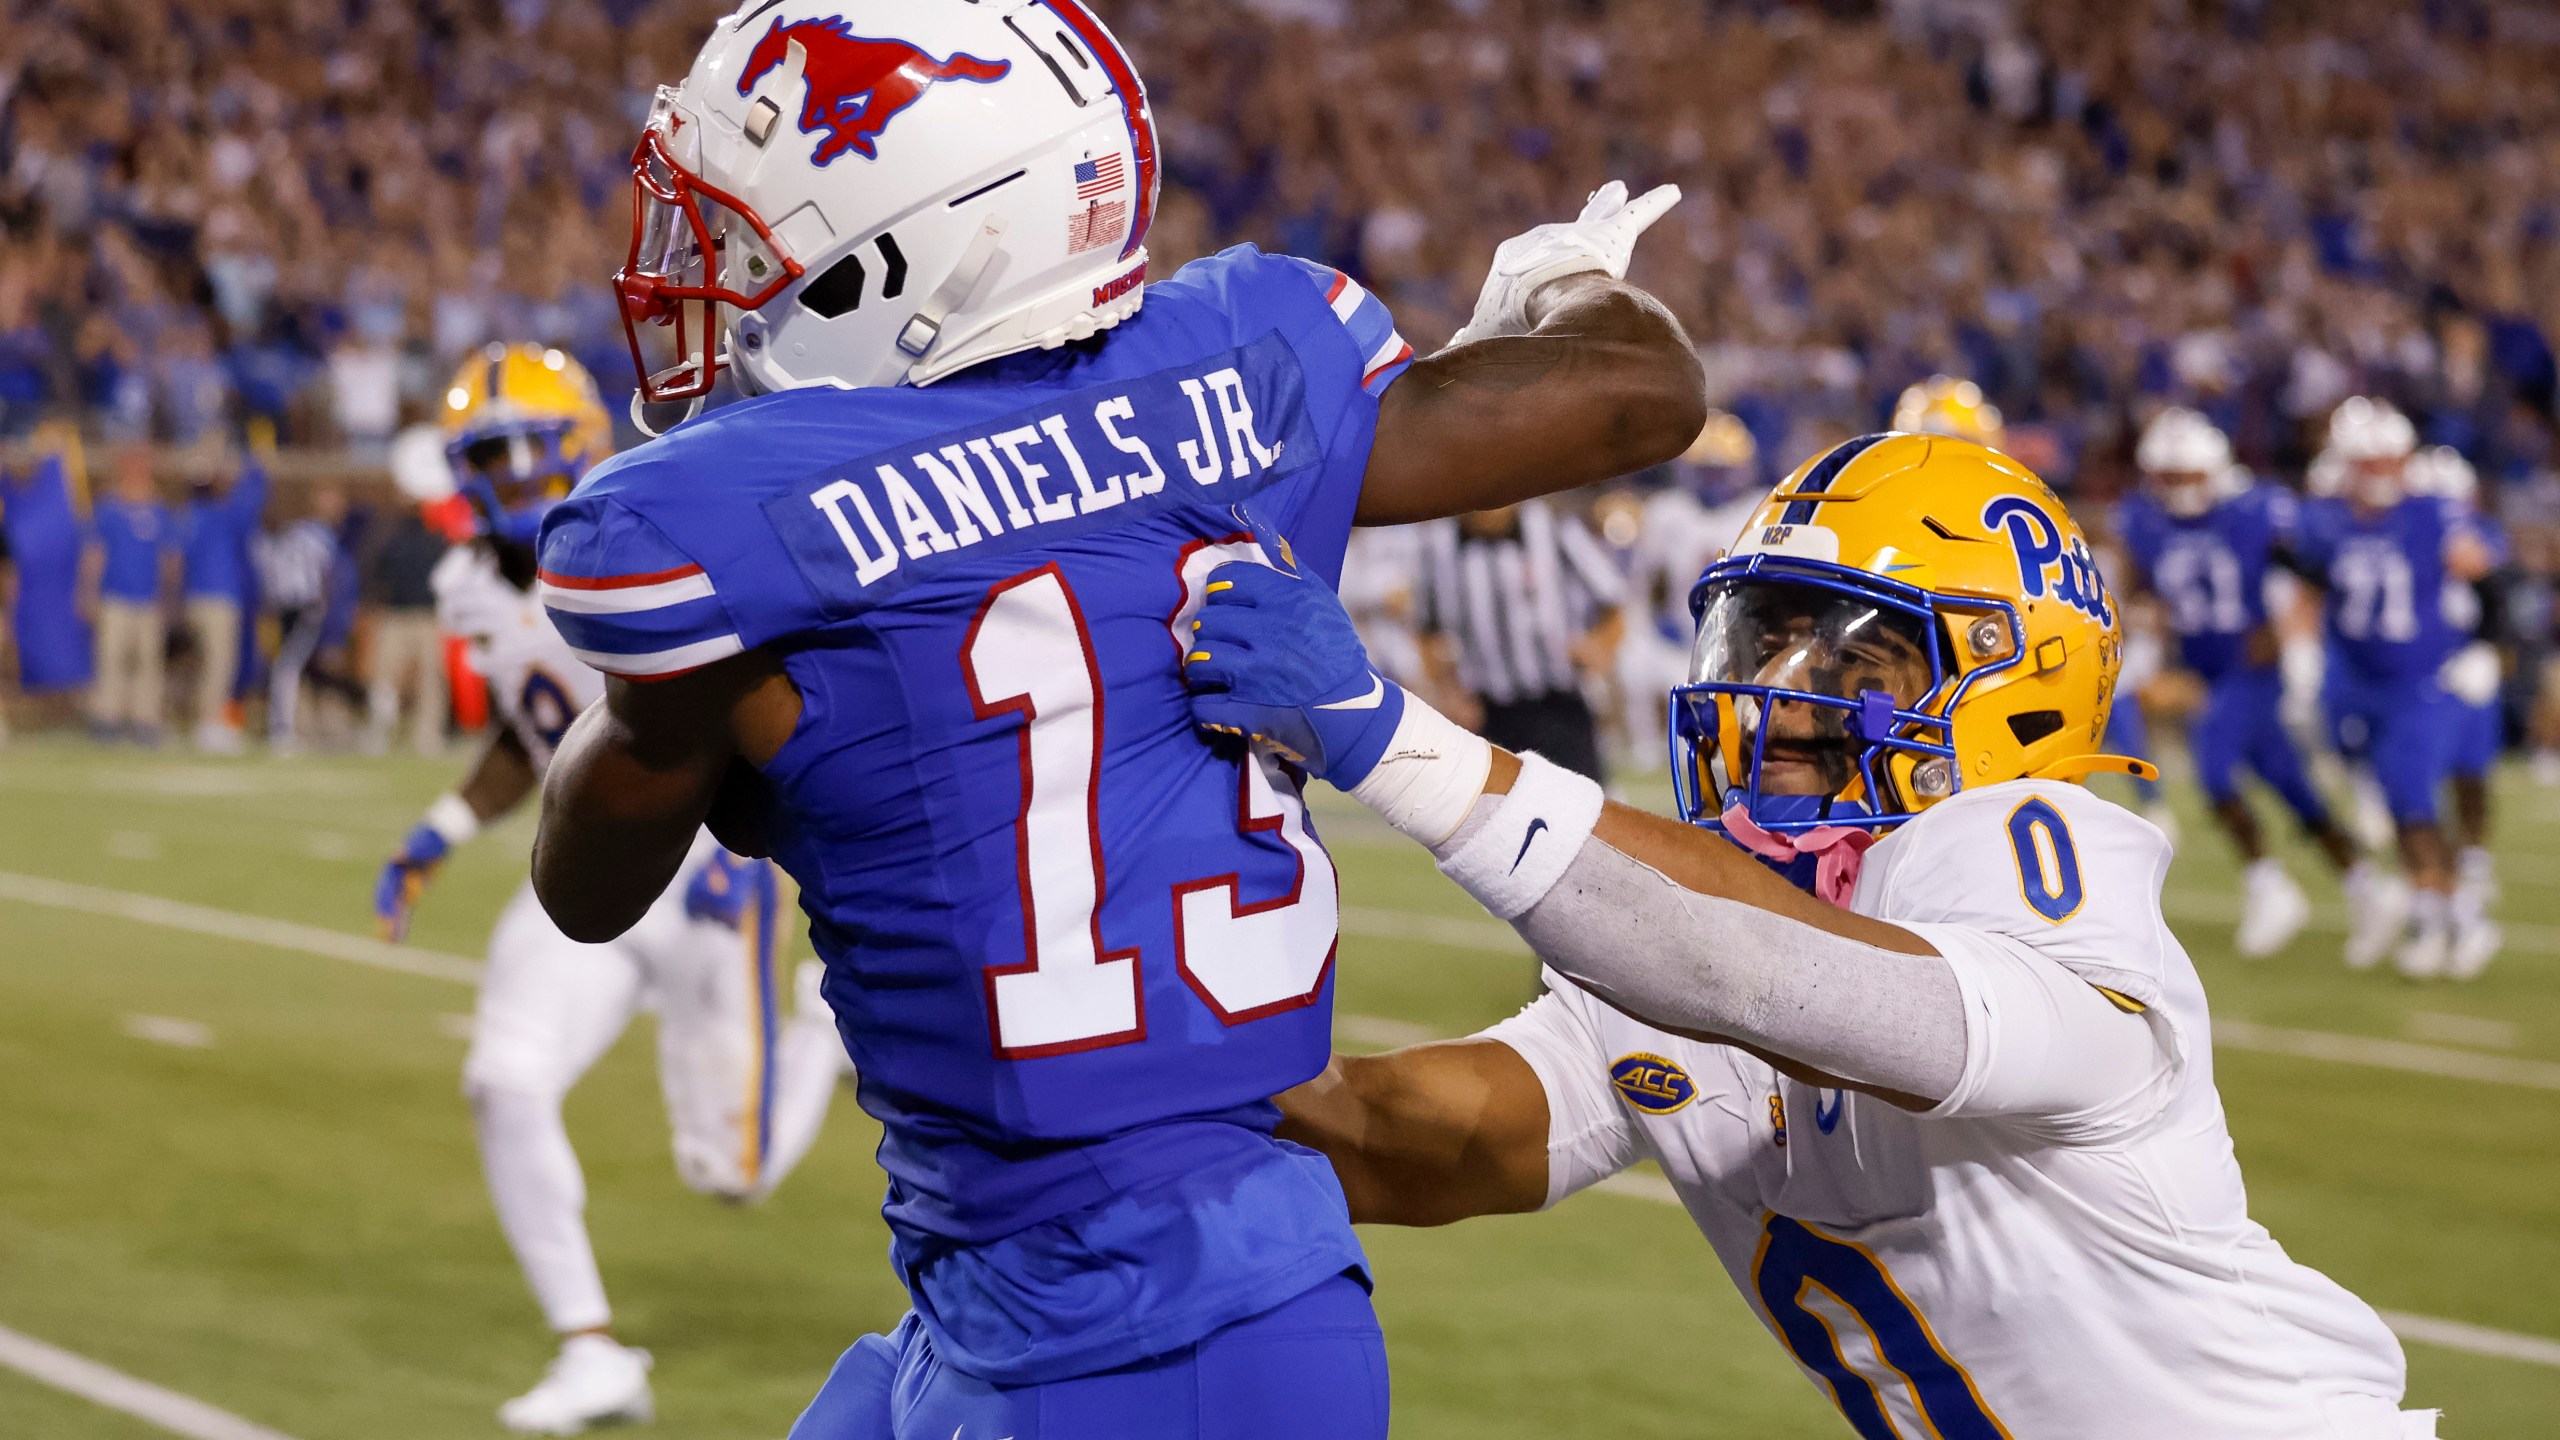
[1448,180,1682,346]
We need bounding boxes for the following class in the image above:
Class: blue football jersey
[537,246,1416,1384]
[2115,483,2296,681]
[2293,493,2477,686]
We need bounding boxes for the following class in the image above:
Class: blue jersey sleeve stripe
[1310,267,1414,397]
[546,594,735,656]
[565,632,747,680]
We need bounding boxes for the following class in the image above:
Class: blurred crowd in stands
[4,0,2560,765]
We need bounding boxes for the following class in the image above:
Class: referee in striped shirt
[1415,497,1626,782]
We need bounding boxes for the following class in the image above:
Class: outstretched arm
[1357,183,1707,525]
[1278,1041,1554,1226]
[533,651,799,942]
[1185,540,2161,1116]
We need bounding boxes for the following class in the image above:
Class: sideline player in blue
[525,4,1706,1436]
[2406,445,2506,978]
[2114,408,2363,959]
[2290,399,2495,979]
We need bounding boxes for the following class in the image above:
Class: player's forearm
[1355,709,1957,1106]
[1356,279,1704,526]
[1277,1046,1550,1227]
[533,704,720,942]
[456,727,537,826]
[1511,834,1961,1108]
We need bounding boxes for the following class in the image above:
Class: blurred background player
[2406,444,2507,979]
[83,447,178,745]
[377,344,845,1434]
[2291,399,2497,979]
[2115,408,2364,958]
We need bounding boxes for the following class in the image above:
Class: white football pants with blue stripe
[463,833,846,1334]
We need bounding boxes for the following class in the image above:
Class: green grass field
[4,736,2558,1438]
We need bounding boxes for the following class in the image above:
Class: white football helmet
[2404,444,2478,508]
[2136,407,2237,518]
[2326,396,2417,462]
[616,0,1160,410]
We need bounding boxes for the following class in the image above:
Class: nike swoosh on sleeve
[1314,673,1387,711]
[1511,818,1549,872]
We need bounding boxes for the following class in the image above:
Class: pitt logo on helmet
[1982,495,2113,626]
[737,17,1010,167]
[1611,1054,1697,1114]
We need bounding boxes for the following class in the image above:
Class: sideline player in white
[374,345,847,1434]
[1182,436,2431,1437]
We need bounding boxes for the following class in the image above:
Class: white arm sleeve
[1911,921,2179,1143]
[1480,978,1645,1209]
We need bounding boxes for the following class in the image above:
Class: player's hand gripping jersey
[538,247,1415,1383]
[432,544,602,771]
[1492,779,2410,1439]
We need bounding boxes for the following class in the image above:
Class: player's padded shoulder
[1159,245,1415,400]
[535,474,747,682]
[1861,778,2176,1008]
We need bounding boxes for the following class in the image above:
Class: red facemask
[615,123,804,403]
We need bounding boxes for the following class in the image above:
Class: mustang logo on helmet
[738,16,1011,167]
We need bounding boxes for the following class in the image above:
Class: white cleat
[2449,917,2502,982]
[2235,860,2310,959]
[2396,920,2451,982]
[2341,865,2409,972]
[498,1335,654,1435]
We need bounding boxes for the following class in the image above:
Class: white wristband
[424,793,482,847]
[1345,690,1493,850]
[1434,753,1605,920]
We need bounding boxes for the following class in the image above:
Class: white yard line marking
[2377,1311,2560,1369]
[2406,1012,2520,1050]
[2216,1020,2560,1093]
[1339,904,1527,955]
[0,1322,303,1440]
[122,1015,214,1049]
[0,872,483,985]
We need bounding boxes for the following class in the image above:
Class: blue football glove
[374,824,451,943]
[1183,516,1406,787]
[685,849,779,931]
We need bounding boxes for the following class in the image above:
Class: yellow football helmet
[1892,376,2005,449]
[442,343,613,546]
[1670,433,2152,836]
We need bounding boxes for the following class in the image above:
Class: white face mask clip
[629,388,708,440]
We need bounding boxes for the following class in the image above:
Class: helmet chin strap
[628,387,707,440]
[882,215,1010,388]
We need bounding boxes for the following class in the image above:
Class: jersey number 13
[960,553,1338,1058]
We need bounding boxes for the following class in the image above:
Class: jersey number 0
[960,553,1338,1058]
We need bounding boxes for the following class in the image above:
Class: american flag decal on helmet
[1074,153,1125,200]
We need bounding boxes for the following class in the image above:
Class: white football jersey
[432,545,603,774]
[1490,779,2413,1440]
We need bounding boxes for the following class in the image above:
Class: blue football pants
[2190,667,2331,829]
[2448,696,2501,781]
[2326,680,2456,826]
[789,1273,1388,1440]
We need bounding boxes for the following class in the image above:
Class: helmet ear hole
[799,254,868,319]
[2007,710,2066,746]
